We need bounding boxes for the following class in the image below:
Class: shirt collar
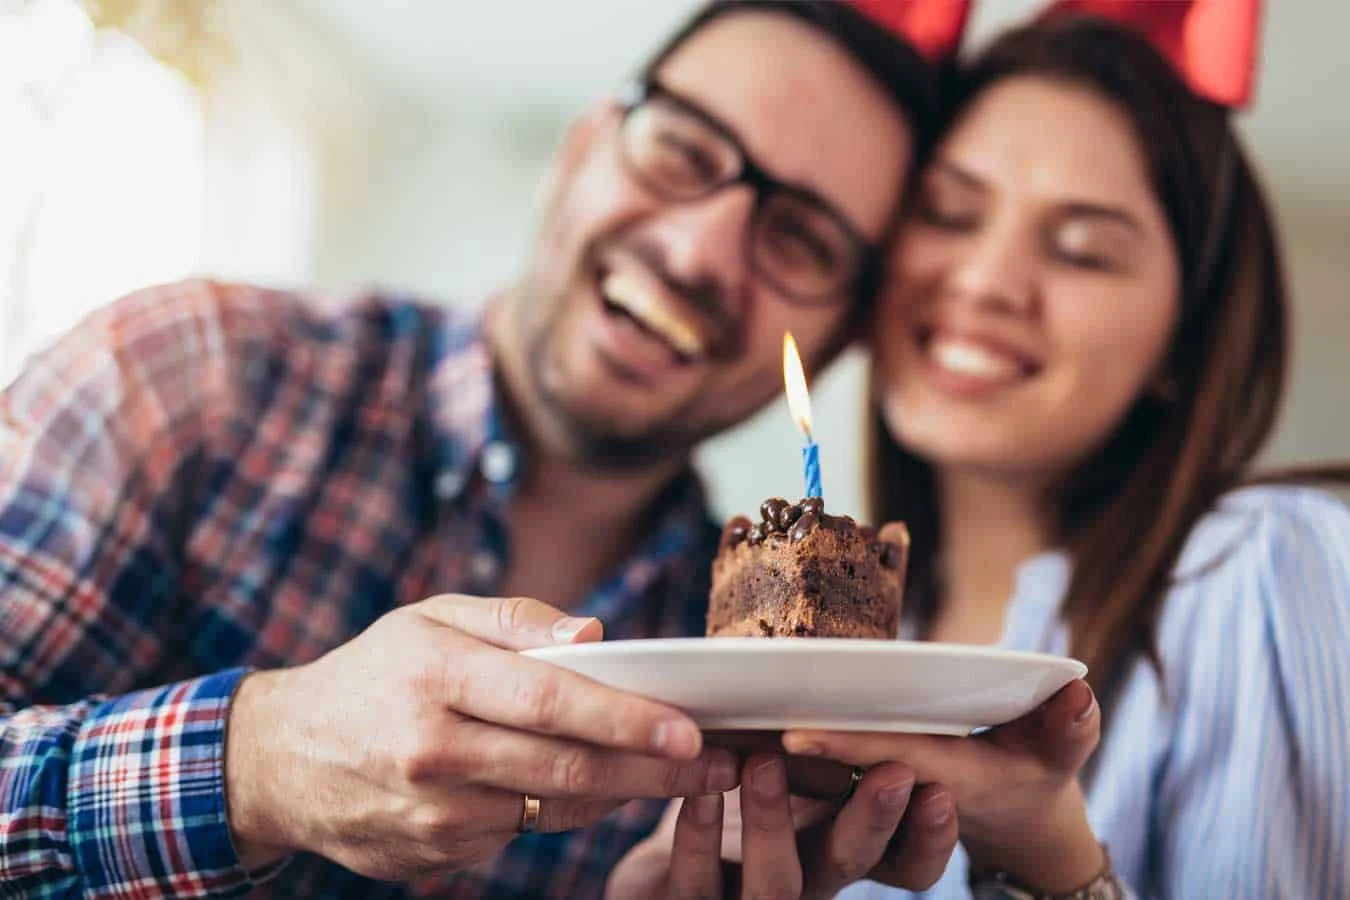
[422,303,716,635]
[423,306,499,504]
[585,469,717,640]
[1000,549,1072,650]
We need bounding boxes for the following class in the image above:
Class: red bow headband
[845,0,973,62]
[1043,0,1263,108]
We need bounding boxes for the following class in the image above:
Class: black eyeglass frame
[616,78,879,307]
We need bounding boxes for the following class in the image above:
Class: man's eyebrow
[651,77,871,242]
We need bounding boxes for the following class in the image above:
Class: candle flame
[783,331,813,438]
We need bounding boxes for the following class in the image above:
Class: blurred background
[2,0,1347,520]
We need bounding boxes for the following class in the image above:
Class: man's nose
[642,187,757,307]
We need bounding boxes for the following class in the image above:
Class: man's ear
[536,101,616,208]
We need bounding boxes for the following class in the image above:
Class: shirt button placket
[469,549,501,590]
[481,441,517,486]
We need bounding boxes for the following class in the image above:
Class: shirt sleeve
[1153,487,1350,898]
[0,283,260,896]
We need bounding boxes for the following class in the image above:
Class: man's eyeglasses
[617,79,875,307]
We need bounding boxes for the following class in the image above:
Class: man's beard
[511,206,757,472]
[523,294,718,472]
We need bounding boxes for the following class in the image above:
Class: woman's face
[875,76,1182,483]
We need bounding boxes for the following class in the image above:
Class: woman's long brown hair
[867,15,1350,708]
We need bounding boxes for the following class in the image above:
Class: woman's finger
[989,679,1100,774]
[739,756,804,898]
[665,794,725,899]
[871,783,959,891]
[782,730,973,786]
[805,763,914,898]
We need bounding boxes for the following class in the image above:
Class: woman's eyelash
[1053,248,1118,272]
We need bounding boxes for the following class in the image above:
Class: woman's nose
[945,221,1037,317]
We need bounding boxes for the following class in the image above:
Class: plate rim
[525,636,1088,678]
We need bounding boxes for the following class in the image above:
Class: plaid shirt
[0,280,718,898]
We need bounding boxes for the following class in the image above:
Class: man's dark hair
[639,0,939,149]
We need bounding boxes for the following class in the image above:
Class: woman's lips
[917,328,1039,397]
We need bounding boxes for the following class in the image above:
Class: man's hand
[606,754,959,899]
[224,594,740,881]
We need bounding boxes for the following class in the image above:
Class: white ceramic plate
[526,638,1087,735]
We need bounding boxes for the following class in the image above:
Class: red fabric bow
[1044,0,1262,107]
[845,0,973,62]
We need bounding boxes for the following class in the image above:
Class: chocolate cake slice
[707,497,908,639]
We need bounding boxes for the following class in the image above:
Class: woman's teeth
[600,273,706,360]
[928,335,1023,381]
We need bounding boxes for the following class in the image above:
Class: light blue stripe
[839,485,1350,900]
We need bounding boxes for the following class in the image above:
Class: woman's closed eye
[915,190,981,231]
[1047,218,1138,274]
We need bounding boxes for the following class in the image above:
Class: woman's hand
[606,754,958,899]
[782,679,1105,893]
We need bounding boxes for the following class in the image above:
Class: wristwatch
[968,846,1125,900]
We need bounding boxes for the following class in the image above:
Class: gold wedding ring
[518,794,542,833]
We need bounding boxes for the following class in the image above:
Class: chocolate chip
[879,543,901,568]
[748,523,767,545]
[790,512,820,543]
[801,497,824,517]
[719,516,752,552]
[761,498,790,532]
[776,502,802,532]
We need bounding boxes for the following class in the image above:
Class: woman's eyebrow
[1059,202,1145,236]
[930,159,985,191]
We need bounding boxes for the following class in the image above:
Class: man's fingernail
[651,718,700,757]
[551,616,596,642]
[1074,691,1097,725]
[783,736,824,757]
[921,792,953,826]
[749,757,787,801]
[875,779,915,814]
[688,792,722,826]
[706,751,739,793]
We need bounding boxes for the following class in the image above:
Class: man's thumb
[416,593,604,650]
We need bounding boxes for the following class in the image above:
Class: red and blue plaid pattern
[0,280,716,898]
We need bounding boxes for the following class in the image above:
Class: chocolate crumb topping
[760,498,790,530]
[790,512,820,543]
[720,515,753,552]
[708,493,907,641]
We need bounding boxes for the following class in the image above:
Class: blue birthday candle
[784,331,823,501]
[802,437,822,499]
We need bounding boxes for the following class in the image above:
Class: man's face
[511,11,914,468]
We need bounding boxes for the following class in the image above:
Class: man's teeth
[928,336,1021,380]
[600,273,705,359]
